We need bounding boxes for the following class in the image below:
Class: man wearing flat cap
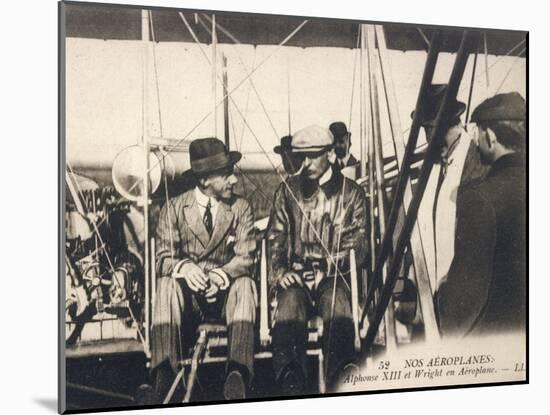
[267,125,368,394]
[436,92,526,337]
[151,138,257,401]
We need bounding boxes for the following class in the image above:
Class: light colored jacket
[155,189,256,281]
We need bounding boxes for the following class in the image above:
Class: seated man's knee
[153,277,186,326]
[276,287,308,323]
[319,284,352,321]
[226,276,257,324]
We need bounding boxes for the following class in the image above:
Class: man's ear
[486,127,498,148]
[327,148,336,163]
[198,176,209,188]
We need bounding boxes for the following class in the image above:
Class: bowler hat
[411,84,466,126]
[273,135,292,154]
[470,92,526,123]
[329,122,349,139]
[188,137,241,176]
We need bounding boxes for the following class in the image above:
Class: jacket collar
[181,189,234,257]
[299,165,344,199]
[487,152,525,178]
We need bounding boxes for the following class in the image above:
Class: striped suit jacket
[155,189,256,281]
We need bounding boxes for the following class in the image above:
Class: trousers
[151,276,257,377]
[271,277,355,383]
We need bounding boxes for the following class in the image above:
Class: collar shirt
[417,128,472,294]
[339,154,351,169]
[319,165,333,186]
[194,186,219,225]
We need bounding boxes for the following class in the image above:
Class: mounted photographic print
[59,0,527,412]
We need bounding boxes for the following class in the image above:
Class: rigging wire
[198,14,281,140]
[347,25,361,132]
[149,10,164,137]
[184,13,354,280]
[495,47,526,95]
[124,16,309,196]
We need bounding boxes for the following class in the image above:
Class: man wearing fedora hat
[436,92,526,337]
[414,84,487,301]
[267,125,368,394]
[151,138,257,401]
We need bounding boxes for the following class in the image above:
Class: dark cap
[470,92,526,123]
[411,84,466,126]
[329,122,349,139]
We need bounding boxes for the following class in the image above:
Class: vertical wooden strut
[362,31,474,352]
[287,55,292,135]
[374,25,440,343]
[141,8,151,358]
[366,26,397,349]
[361,31,442,318]
[361,25,376,280]
[350,249,361,351]
[222,53,230,149]
[259,238,270,346]
[212,14,218,137]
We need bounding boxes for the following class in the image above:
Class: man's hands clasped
[279,270,304,289]
[173,262,227,302]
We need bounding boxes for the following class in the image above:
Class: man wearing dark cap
[436,92,526,337]
[329,121,359,179]
[151,138,257,401]
[267,125,368,394]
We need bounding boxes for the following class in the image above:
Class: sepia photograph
[59,0,527,412]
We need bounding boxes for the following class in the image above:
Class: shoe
[223,370,247,400]
[134,383,160,405]
[330,362,360,392]
[280,367,305,396]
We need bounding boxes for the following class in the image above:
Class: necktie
[203,199,213,237]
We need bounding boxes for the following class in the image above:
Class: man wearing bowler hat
[436,92,526,337]
[151,138,257,401]
[267,125,368,394]
[274,135,303,176]
[329,121,360,179]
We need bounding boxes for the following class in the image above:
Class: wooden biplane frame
[63,5,526,406]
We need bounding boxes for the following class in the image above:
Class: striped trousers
[151,276,257,377]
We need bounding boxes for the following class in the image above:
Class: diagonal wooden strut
[362,31,475,353]
[374,24,440,343]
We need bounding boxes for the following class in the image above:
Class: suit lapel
[202,201,234,259]
[183,192,210,250]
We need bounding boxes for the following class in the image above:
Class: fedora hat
[411,84,466,126]
[188,137,241,176]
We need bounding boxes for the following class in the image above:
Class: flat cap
[471,92,526,123]
[291,125,334,152]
